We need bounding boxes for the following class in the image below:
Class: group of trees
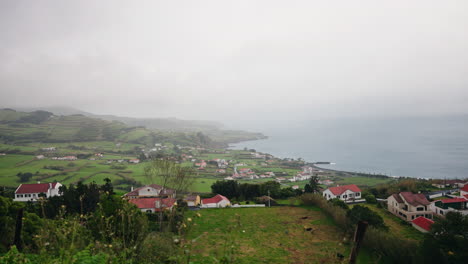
[16,172,33,183]
[211,180,302,201]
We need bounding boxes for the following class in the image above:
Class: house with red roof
[124,184,176,199]
[460,184,468,197]
[14,182,62,202]
[128,197,176,213]
[411,216,434,233]
[387,192,433,221]
[432,197,468,217]
[322,184,363,203]
[201,194,230,208]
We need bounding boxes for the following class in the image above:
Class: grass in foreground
[186,207,352,264]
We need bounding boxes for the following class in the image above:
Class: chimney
[37,181,41,184]
[155,200,161,208]
[131,186,134,191]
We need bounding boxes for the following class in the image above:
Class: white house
[201,194,231,208]
[14,182,62,202]
[124,184,176,199]
[322,184,363,203]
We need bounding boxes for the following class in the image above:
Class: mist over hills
[0,107,265,147]
[13,106,224,131]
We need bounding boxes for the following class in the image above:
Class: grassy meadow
[185,206,374,264]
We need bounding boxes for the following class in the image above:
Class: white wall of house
[138,187,161,196]
[322,189,361,202]
[201,199,230,208]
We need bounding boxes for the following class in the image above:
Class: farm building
[185,195,201,207]
[201,194,230,208]
[14,182,62,202]
[128,197,176,213]
[411,216,434,233]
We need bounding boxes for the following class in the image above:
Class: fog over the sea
[1,0,468,130]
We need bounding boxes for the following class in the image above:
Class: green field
[185,206,371,264]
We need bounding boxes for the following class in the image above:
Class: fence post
[349,221,368,264]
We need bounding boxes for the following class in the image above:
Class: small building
[185,195,201,207]
[432,197,468,217]
[201,194,231,208]
[411,216,434,233]
[124,184,176,199]
[461,184,468,197]
[128,197,176,213]
[387,192,433,221]
[14,182,62,202]
[322,184,363,203]
[129,159,140,164]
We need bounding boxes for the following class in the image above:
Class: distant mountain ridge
[14,106,224,131]
[0,107,266,146]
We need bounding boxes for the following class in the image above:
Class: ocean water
[230,116,468,179]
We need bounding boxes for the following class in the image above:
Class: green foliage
[363,193,377,204]
[347,205,388,231]
[328,198,349,210]
[16,172,33,182]
[211,180,291,201]
[418,212,468,263]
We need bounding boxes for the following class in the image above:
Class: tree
[304,184,313,193]
[329,198,349,210]
[347,205,387,230]
[144,159,194,193]
[308,176,320,193]
[419,212,468,263]
[16,172,33,183]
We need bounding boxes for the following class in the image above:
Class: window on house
[355,192,360,197]
[343,195,347,199]
[417,207,424,211]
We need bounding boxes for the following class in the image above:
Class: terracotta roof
[412,216,434,231]
[464,194,468,199]
[461,184,468,192]
[16,183,59,194]
[390,193,404,203]
[399,192,430,206]
[128,197,176,211]
[202,194,230,205]
[440,198,468,204]
[328,184,361,195]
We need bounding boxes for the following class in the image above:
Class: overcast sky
[1,0,468,127]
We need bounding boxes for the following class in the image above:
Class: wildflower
[61,205,66,208]
[187,218,192,222]
[109,244,112,248]
[196,213,201,217]
[448,251,454,255]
